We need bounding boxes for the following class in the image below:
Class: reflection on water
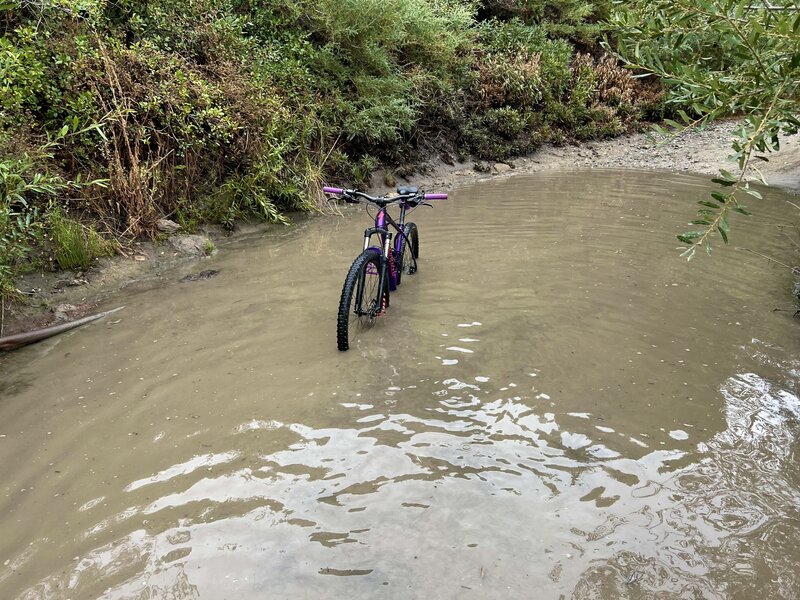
[2,171,799,599]
[14,359,800,599]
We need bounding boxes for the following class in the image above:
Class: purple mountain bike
[323,185,448,351]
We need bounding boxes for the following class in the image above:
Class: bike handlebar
[323,186,448,203]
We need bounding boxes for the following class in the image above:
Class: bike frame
[363,200,417,294]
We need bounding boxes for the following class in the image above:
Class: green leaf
[743,188,762,199]
[711,178,736,187]
[733,206,752,216]
[690,219,711,225]
[698,201,720,208]
[717,226,728,244]
[710,191,729,203]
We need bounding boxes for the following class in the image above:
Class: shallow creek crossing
[1,170,799,599]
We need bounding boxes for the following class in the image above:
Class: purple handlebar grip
[323,186,343,194]
[424,193,448,200]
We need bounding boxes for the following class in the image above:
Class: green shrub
[472,51,544,110]
[0,26,49,119]
[0,0,658,289]
[477,18,548,54]
[486,107,527,138]
[478,0,611,45]
[468,24,575,114]
[0,202,41,298]
[462,109,540,160]
[0,150,63,297]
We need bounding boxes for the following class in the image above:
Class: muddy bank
[372,119,800,196]
[3,119,799,339]
[0,222,275,338]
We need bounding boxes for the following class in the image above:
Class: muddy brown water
[1,170,799,599]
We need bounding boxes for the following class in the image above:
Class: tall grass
[48,204,113,271]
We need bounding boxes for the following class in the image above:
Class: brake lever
[340,192,359,204]
[409,195,433,208]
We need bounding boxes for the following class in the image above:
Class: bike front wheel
[337,250,388,351]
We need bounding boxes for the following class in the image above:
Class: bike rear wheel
[396,222,419,284]
[337,250,388,351]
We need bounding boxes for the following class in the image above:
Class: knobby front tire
[337,250,388,351]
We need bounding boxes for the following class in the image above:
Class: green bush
[0,149,62,297]
[0,26,49,119]
[0,0,662,295]
[478,0,611,44]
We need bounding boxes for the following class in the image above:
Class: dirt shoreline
[372,118,800,196]
[2,120,799,340]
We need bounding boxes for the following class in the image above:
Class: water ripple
[4,172,800,599]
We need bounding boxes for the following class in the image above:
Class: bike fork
[377,232,392,314]
[357,229,392,317]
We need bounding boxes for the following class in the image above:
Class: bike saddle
[397,186,418,195]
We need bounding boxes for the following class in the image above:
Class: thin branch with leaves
[607,0,800,257]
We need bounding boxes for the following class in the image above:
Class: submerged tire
[337,250,388,351]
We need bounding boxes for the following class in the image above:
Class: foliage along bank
[607,0,800,258]
[0,0,664,297]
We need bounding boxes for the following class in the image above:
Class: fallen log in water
[0,307,124,352]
